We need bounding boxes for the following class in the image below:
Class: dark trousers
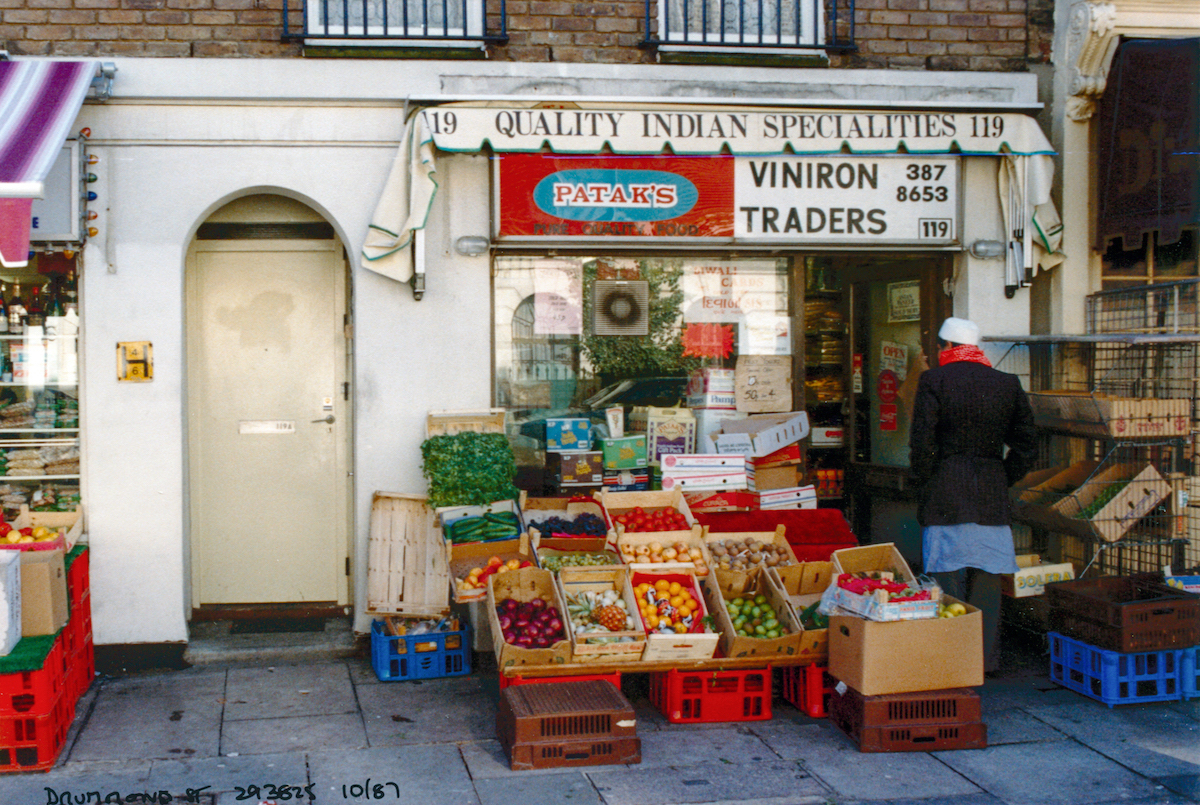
[931,568,1001,673]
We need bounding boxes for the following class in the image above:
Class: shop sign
[887,280,921,323]
[733,156,959,245]
[29,142,83,244]
[496,154,733,239]
[497,153,957,246]
[879,402,898,432]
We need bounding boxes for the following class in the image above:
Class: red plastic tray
[649,666,772,724]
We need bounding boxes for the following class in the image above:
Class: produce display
[494,596,566,649]
[613,507,691,533]
[0,521,57,545]
[725,594,790,639]
[420,431,519,508]
[527,513,607,537]
[565,589,638,640]
[1074,481,1130,519]
[707,536,793,572]
[938,601,968,618]
[618,539,710,576]
[539,552,619,573]
[445,510,522,544]
[634,579,704,634]
[798,600,829,630]
[836,572,932,602]
[455,556,534,595]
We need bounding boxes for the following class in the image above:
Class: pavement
[2,626,1199,805]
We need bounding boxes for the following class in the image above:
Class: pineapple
[593,604,626,632]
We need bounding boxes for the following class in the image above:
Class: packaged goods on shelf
[546,451,603,488]
[686,368,736,397]
[646,407,696,466]
[1000,554,1076,598]
[596,435,648,470]
[760,485,819,510]
[602,469,649,491]
[545,418,592,452]
[661,457,755,492]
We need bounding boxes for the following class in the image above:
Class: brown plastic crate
[828,685,986,753]
[1046,573,1200,653]
[496,679,641,770]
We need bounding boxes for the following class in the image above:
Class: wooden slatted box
[367,492,451,617]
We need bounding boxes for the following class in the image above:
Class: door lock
[311,415,335,424]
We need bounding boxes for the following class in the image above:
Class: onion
[502,598,519,613]
[546,618,563,635]
[533,636,551,648]
[525,624,542,638]
[543,606,559,620]
[517,603,534,621]
[529,597,546,611]
[502,629,516,643]
[514,617,530,629]
[498,614,512,630]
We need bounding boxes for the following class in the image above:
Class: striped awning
[0,59,99,268]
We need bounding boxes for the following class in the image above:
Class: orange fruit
[645,614,660,629]
[669,595,685,609]
[668,581,683,596]
[654,579,671,593]
[673,623,688,634]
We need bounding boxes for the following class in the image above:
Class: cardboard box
[628,564,720,661]
[661,460,755,492]
[602,469,649,491]
[597,488,698,542]
[828,596,984,695]
[523,497,609,538]
[450,534,535,603]
[756,464,804,491]
[702,526,799,573]
[1052,463,1171,543]
[715,412,810,458]
[704,567,803,658]
[687,392,737,410]
[682,490,758,513]
[810,426,845,447]
[596,435,648,470]
[828,543,940,621]
[687,367,736,396]
[759,485,818,510]
[646,407,696,466]
[735,355,793,414]
[1028,392,1189,439]
[0,550,19,656]
[20,548,68,637]
[661,454,749,472]
[754,443,805,469]
[1000,555,1077,598]
[486,567,573,669]
[547,451,604,487]
[769,562,836,662]
[545,418,593,452]
[556,566,646,662]
[693,408,746,452]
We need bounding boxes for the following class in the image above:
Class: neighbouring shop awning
[363,102,1063,285]
[0,59,100,268]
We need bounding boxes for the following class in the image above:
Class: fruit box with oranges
[556,566,646,662]
[628,564,719,662]
[704,567,803,659]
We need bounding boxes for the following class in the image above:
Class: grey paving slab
[980,678,1082,711]
[637,724,776,768]
[357,674,496,746]
[1023,701,1200,777]
[223,661,358,721]
[980,707,1069,745]
[348,655,383,686]
[836,796,1007,805]
[1156,773,1200,800]
[747,719,859,760]
[474,771,603,805]
[141,751,310,797]
[0,761,154,805]
[934,740,1165,805]
[307,743,478,805]
[220,712,368,756]
[587,758,827,805]
[1167,698,1200,722]
[68,671,226,762]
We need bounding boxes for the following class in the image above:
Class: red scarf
[939,344,991,367]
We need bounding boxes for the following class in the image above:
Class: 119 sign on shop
[496,154,959,245]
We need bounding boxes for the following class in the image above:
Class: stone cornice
[1065,0,1200,121]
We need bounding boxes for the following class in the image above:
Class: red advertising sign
[877,370,899,403]
[497,154,734,239]
[879,402,898,432]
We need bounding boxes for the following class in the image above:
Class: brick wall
[2,0,1051,69]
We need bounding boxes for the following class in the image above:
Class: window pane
[1154,229,1198,278]
[1102,234,1148,277]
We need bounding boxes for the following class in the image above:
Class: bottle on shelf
[7,283,25,332]
[25,284,45,330]
[47,277,65,318]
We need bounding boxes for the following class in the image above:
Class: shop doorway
[841,256,951,569]
[186,195,351,611]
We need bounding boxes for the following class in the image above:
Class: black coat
[909,360,1038,527]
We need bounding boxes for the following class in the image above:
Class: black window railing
[643,0,854,51]
[283,0,507,43]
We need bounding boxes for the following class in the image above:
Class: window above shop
[1101,229,1198,291]
[282,0,507,48]
[641,0,855,55]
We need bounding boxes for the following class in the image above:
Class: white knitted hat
[938,317,980,346]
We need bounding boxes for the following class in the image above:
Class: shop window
[1102,230,1198,290]
[494,254,790,487]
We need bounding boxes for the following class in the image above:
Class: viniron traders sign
[496,153,960,245]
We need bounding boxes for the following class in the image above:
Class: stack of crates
[497,678,640,770]
[1047,573,1200,707]
[828,686,987,752]
[0,546,94,773]
[648,667,772,724]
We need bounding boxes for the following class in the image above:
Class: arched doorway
[185,194,351,612]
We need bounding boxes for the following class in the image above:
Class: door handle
[311,415,335,424]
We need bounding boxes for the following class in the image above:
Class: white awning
[363,102,1063,283]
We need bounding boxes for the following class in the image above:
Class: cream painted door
[188,240,348,605]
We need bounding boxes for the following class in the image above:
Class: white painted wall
[63,58,1043,645]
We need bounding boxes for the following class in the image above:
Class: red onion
[533,636,550,648]
[516,635,533,647]
[546,617,563,634]
[503,598,519,613]
[544,607,559,620]
[498,614,512,630]
[502,629,515,643]
[529,598,546,611]
[525,623,542,638]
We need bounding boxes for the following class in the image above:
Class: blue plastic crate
[1182,646,1199,701]
[370,620,471,682]
[1048,632,1184,708]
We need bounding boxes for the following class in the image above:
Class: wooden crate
[556,566,646,663]
[366,492,451,617]
[426,408,507,438]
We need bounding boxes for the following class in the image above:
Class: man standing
[908,317,1038,673]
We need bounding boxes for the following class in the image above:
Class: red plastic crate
[779,663,834,718]
[0,689,72,773]
[68,595,92,660]
[649,667,772,723]
[500,671,622,691]
[0,632,69,717]
[66,548,89,610]
[67,636,95,703]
